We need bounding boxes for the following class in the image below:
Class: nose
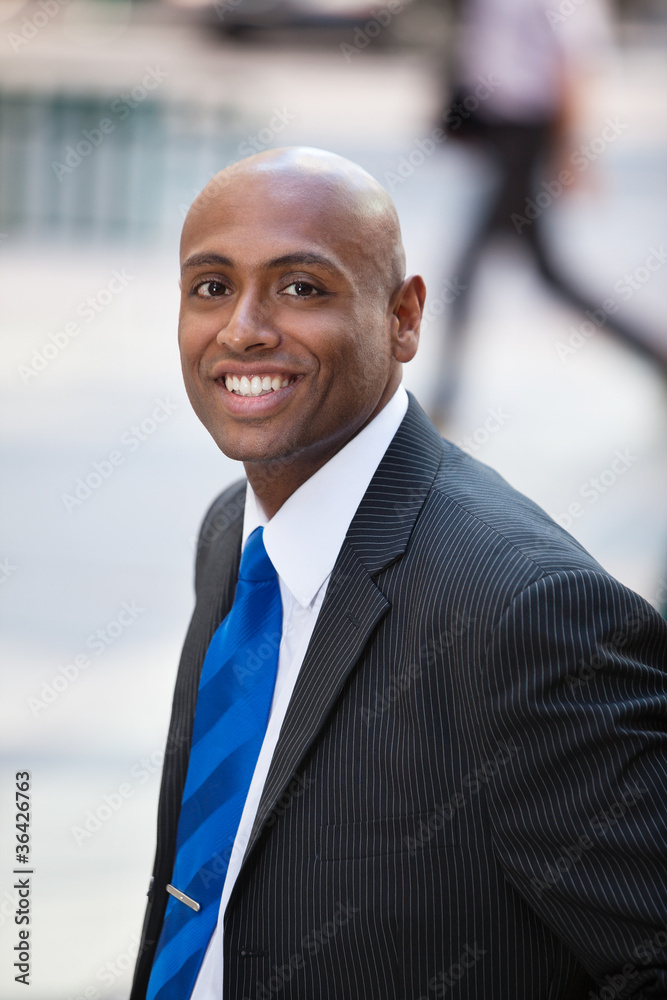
[216,289,281,353]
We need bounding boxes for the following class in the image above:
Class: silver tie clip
[166,884,201,912]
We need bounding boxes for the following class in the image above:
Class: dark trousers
[432,116,667,422]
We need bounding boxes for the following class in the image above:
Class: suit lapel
[240,394,445,865]
[244,542,390,858]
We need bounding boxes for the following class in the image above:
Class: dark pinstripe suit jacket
[131,394,667,1000]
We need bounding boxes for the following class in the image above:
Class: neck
[244,379,401,519]
[243,449,335,520]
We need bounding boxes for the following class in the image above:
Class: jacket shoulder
[429,441,604,579]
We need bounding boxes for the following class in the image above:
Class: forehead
[180,170,371,273]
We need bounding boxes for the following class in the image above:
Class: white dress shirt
[191,385,409,997]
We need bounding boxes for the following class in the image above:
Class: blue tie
[146,526,282,999]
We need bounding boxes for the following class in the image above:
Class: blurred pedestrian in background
[430,0,667,426]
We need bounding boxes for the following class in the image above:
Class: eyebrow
[267,252,340,275]
[181,252,233,274]
[181,250,341,277]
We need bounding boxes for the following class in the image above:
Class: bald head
[182,147,406,301]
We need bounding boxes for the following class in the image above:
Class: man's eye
[195,280,228,298]
[284,281,319,298]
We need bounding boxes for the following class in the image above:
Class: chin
[211,431,289,466]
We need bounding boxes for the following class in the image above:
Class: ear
[390,274,426,363]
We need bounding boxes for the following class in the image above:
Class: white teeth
[226,374,296,396]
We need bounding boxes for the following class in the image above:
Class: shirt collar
[242,385,408,607]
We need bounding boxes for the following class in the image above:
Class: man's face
[178,171,406,476]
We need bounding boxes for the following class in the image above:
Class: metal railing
[0,88,239,239]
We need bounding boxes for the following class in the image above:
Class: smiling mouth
[223,373,299,397]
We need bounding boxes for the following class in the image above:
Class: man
[131,147,667,1000]
[430,0,667,424]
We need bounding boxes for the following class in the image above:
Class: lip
[213,372,302,415]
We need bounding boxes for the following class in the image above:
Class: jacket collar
[346,391,445,574]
